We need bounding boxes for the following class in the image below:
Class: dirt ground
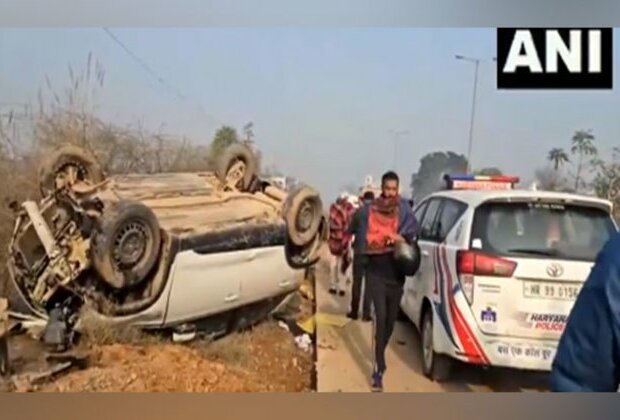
[3,275,316,393]
[40,322,313,392]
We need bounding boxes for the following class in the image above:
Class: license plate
[523,281,582,301]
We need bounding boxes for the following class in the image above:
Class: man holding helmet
[353,170,419,392]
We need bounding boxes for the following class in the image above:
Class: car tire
[215,142,257,191]
[397,307,409,322]
[91,200,162,290]
[421,308,453,382]
[0,335,8,377]
[38,144,104,197]
[283,184,323,246]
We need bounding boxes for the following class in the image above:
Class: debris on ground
[294,312,350,335]
[12,361,74,392]
[314,312,350,328]
[8,350,91,392]
[9,318,48,342]
[43,305,76,353]
[297,316,315,335]
[38,322,313,392]
[171,324,198,343]
[294,334,312,352]
[3,282,317,392]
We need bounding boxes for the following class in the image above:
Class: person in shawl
[352,170,418,392]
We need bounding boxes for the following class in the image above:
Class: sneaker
[346,311,359,320]
[328,288,337,295]
[361,315,372,322]
[338,290,346,297]
[371,371,383,392]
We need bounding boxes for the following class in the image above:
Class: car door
[401,199,430,320]
[163,248,244,324]
[240,246,300,302]
[407,197,443,329]
[411,197,468,329]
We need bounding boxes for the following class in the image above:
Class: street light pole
[467,59,479,175]
[455,54,483,174]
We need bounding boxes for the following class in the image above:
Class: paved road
[314,257,550,392]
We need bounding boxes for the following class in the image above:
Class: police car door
[402,198,430,321]
[405,197,443,330]
[413,197,468,329]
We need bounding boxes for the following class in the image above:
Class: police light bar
[444,174,520,191]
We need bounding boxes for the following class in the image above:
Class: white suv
[400,175,617,381]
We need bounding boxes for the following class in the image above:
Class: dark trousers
[350,254,371,318]
[366,261,404,374]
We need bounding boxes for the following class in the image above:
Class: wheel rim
[112,221,150,270]
[295,199,315,232]
[225,159,246,189]
[422,316,434,371]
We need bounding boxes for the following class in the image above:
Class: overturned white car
[5,142,325,339]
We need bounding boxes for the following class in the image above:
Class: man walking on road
[327,193,356,296]
[550,232,620,392]
[346,190,375,322]
[355,171,417,392]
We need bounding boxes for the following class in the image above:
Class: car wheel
[38,144,104,197]
[0,335,8,377]
[215,142,257,191]
[283,184,323,246]
[397,307,409,322]
[421,308,453,382]
[92,200,162,290]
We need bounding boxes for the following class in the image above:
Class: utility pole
[455,55,483,174]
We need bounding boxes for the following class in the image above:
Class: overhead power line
[101,27,225,127]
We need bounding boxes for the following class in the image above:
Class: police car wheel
[421,309,452,382]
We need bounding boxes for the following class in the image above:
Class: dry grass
[76,312,162,346]
[193,332,254,369]
[191,321,303,372]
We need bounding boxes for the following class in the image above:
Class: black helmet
[393,240,421,276]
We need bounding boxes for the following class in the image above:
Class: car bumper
[450,335,558,372]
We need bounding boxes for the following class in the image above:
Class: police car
[400,175,617,381]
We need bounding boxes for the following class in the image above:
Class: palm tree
[547,148,570,171]
[570,130,597,191]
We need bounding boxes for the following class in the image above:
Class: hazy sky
[1,28,619,199]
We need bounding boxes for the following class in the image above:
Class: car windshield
[470,201,616,262]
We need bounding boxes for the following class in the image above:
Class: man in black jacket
[346,190,375,322]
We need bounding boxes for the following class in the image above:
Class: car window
[471,201,616,262]
[413,200,429,224]
[419,198,441,241]
[435,199,468,241]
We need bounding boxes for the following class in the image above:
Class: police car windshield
[470,201,616,262]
